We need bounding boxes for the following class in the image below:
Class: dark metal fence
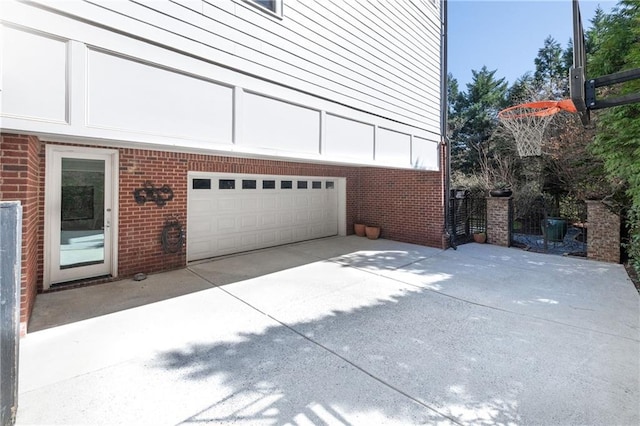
[1,201,22,426]
[450,189,487,245]
[511,194,587,256]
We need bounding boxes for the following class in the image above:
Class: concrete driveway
[17,237,640,425]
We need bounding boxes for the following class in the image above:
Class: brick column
[586,200,620,263]
[486,197,511,247]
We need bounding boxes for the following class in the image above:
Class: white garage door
[187,173,340,261]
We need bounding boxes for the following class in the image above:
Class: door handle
[105,208,111,229]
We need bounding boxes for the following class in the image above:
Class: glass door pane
[59,158,105,269]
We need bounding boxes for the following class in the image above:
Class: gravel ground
[512,226,587,257]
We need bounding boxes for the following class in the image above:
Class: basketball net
[498,100,577,157]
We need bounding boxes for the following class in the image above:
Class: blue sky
[447,0,618,90]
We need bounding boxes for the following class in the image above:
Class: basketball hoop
[498,100,577,157]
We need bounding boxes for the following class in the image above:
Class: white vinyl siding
[1,0,442,169]
[86,48,234,142]
[17,0,441,131]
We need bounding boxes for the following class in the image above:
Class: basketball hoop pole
[570,0,589,124]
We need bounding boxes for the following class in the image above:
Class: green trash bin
[541,218,568,242]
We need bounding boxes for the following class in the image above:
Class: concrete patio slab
[17,236,640,425]
[381,244,639,340]
[28,268,214,332]
[20,286,451,425]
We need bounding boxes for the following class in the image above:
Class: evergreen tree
[449,66,508,177]
[534,36,570,98]
[585,6,607,56]
[589,0,640,204]
[562,39,574,74]
[588,0,640,269]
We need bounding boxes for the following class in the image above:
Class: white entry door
[187,173,341,261]
[45,146,118,288]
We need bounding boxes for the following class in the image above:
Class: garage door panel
[218,198,239,211]
[279,211,294,224]
[217,236,238,251]
[240,215,258,229]
[293,227,310,240]
[261,213,277,227]
[279,195,294,208]
[240,234,257,247]
[189,240,211,257]
[279,228,294,242]
[311,194,325,206]
[310,225,326,238]
[295,211,310,224]
[190,220,211,234]
[217,217,237,232]
[260,230,278,245]
[261,196,278,210]
[242,198,259,210]
[295,195,310,207]
[188,173,340,261]
[310,210,323,221]
[191,199,213,212]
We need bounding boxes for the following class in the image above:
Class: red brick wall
[109,147,447,274]
[586,201,621,263]
[0,134,42,334]
[357,168,445,247]
[117,150,368,276]
[487,197,512,247]
[3,136,447,330]
[118,149,189,276]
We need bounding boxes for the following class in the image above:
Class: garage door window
[312,181,322,189]
[281,180,292,189]
[193,179,211,190]
[297,181,307,189]
[326,181,335,189]
[242,179,257,189]
[219,179,235,189]
[262,180,276,189]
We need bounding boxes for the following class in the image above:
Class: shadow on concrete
[18,239,640,425]
[154,247,639,425]
[155,271,525,425]
[186,236,441,287]
[27,268,213,332]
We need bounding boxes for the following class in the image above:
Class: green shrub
[624,206,640,273]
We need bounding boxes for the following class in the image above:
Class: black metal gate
[1,201,22,426]
[511,194,587,256]
[450,189,486,245]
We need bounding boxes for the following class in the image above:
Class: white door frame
[44,145,119,289]
[337,177,347,236]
